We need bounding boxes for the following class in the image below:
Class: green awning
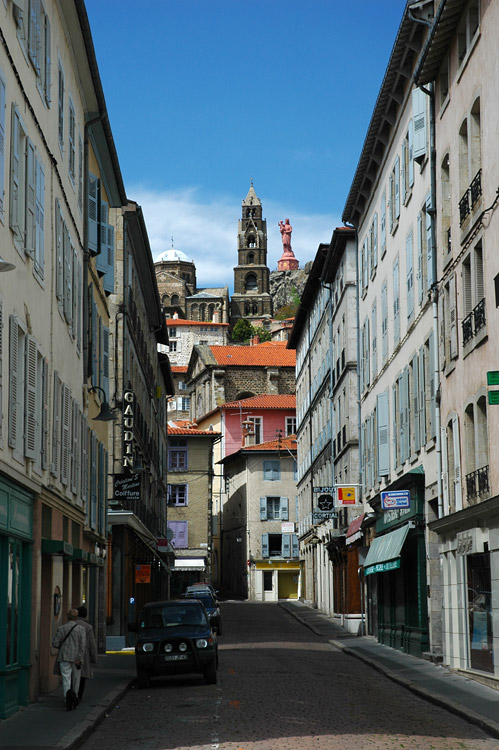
[41,539,74,557]
[364,524,410,576]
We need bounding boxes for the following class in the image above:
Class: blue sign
[129,597,135,604]
[381,491,410,510]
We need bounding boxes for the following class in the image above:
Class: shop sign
[336,487,357,506]
[135,564,151,584]
[281,522,295,533]
[381,491,410,510]
[312,509,336,523]
[114,474,141,503]
[123,389,135,470]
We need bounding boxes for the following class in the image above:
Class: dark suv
[129,599,218,687]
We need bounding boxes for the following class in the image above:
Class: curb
[55,678,135,750]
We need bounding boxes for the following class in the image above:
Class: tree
[231,318,254,342]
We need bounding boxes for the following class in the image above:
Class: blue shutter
[412,355,420,451]
[96,201,108,272]
[8,316,18,448]
[426,195,433,288]
[412,87,427,160]
[282,534,291,558]
[380,190,386,256]
[393,257,400,344]
[429,332,436,438]
[103,327,109,401]
[280,497,289,521]
[406,229,414,321]
[103,222,115,293]
[98,442,105,533]
[0,74,5,220]
[88,173,99,254]
[260,497,267,521]
[417,212,423,304]
[261,534,269,558]
[35,155,45,276]
[381,282,388,363]
[419,346,426,445]
[24,335,37,459]
[371,301,377,378]
[377,391,390,477]
[41,357,49,469]
[292,534,299,558]
[394,156,400,218]
[26,139,35,257]
[408,119,414,186]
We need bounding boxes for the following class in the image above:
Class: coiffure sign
[123,389,135,470]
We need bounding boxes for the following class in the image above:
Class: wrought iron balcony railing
[465,465,489,503]
[462,297,486,345]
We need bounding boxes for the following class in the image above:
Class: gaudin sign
[123,389,135,470]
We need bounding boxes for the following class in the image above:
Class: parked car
[185,583,218,600]
[128,599,218,688]
[183,591,222,634]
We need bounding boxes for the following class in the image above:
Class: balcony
[462,298,485,346]
[459,169,482,226]
[465,465,490,504]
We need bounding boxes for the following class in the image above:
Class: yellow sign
[337,487,356,505]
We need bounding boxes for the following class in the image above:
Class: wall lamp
[0,255,15,272]
[89,386,117,422]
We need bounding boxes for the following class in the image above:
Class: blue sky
[85,0,405,290]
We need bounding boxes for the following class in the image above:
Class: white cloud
[129,185,341,291]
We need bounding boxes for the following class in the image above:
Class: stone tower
[230,184,273,326]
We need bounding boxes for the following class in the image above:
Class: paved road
[79,601,498,750]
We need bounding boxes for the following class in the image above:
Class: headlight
[196,639,208,648]
[163,643,173,653]
[179,642,187,652]
[141,642,154,652]
[208,612,215,618]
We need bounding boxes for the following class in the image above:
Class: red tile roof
[244,434,297,451]
[168,425,221,436]
[210,342,295,367]
[171,366,188,373]
[221,394,296,410]
[167,319,229,327]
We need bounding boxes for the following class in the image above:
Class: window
[58,61,64,151]
[441,155,451,257]
[0,70,6,222]
[439,54,449,108]
[388,157,400,231]
[393,256,400,345]
[458,0,480,67]
[260,496,288,521]
[169,520,188,548]
[168,484,188,506]
[169,340,178,352]
[458,99,481,225]
[16,0,51,106]
[263,460,280,481]
[261,532,298,558]
[169,438,188,470]
[169,327,177,338]
[285,417,296,436]
[245,273,257,291]
[68,98,76,184]
[406,229,414,322]
[248,416,262,443]
[180,397,190,411]
[462,239,485,347]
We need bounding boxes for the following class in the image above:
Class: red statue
[278,218,292,250]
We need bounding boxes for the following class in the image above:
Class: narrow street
[79,602,497,750]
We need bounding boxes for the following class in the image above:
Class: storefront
[364,478,428,657]
[0,477,33,719]
[252,561,300,601]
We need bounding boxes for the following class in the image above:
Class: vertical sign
[123,389,135,470]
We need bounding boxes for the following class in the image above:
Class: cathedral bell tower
[230,183,273,327]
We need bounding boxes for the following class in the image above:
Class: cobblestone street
[79,602,498,750]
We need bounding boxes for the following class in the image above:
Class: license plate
[164,654,188,661]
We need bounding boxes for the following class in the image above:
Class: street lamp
[89,386,117,422]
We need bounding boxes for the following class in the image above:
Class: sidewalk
[279,600,499,740]
[0,651,136,750]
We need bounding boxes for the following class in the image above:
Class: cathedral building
[230,184,273,326]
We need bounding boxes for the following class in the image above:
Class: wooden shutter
[260,497,267,521]
[441,425,449,515]
[406,229,414,320]
[41,358,49,469]
[377,391,390,477]
[26,138,35,256]
[412,355,420,451]
[8,316,19,448]
[392,384,398,467]
[98,441,105,533]
[88,173,99,254]
[371,301,377,379]
[381,282,388,362]
[0,298,2,437]
[449,274,458,359]
[394,156,400,218]
[61,384,71,486]
[10,107,21,241]
[55,200,63,301]
[44,14,51,105]
[51,371,61,477]
[81,416,89,506]
[24,335,38,459]
[103,222,115,294]
[63,225,72,324]
[292,534,299,558]
[416,212,423,304]
[71,402,80,494]
[418,347,426,446]
[261,534,269,558]
[408,119,414,185]
[0,74,5,219]
[426,196,433,288]
[35,155,45,276]
[400,368,410,462]
[90,430,97,528]
[429,333,436,438]
[393,257,400,344]
[103,327,110,400]
[380,189,386,255]
[401,139,407,201]
[96,201,108,272]
[282,534,291,558]
[280,497,289,521]
[452,414,462,511]
[412,87,427,160]
[372,213,378,269]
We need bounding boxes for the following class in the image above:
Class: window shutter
[24,335,37,459]
[380,190,386,255]
[418,347,426,445]
[401,368,410,462]
[376,391,390,477]
[44,15,51,105]
[426,196,433,288]
[280,497,289,521]
[55,200,63,301]
[71,402,80,495]
[8,316,19,448]
[372,213,378,269]
[441,426,449,515]
[292,534,299,558]
[367,413,374,487]
[261,534,269,558]
[408,120,414,186]
[406,229,414,320]
[63,226,72,324]
[394,156,400,218]
[81,416,88,505]
[10,107,21,241]
[0,75,6,219]
[87,173,99,254]
[35,155,45,276]
[452,414,462,511]
[412,355,420,451]
[90,430,97,528]
[429,333,436,438]
[412,87,427,160]
[401,139,407,201]
[76,260,82,351]
[26,138,35,256]
[282,534,291,557]
[416,212,423,304]
[393,257,400,344]
[98,441,105,533]
[381,282,388,362]
[103,327,110,400]
[91,295,98,384]
[371,301,377,378]
[388,173,393,230]
[96,201,108,272]
[0,298,2,437]
[392,384,398,467]
[51,371,61,477]
[41,357,49,469]
[103,222,115,293]
[61,385,71,486]
[260,497,267,521]
[449,274,458,359]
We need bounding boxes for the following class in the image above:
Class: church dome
[155,248,192,264]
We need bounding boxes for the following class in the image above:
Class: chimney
[241,420,255,447]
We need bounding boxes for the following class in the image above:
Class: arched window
[200,304,206,321]
[208,304,215,321]
[245,273,257,291]
[247,252,255,264]
[162,294,170,305]
[191,303,199,321]
[247,234,256,248]
[171,294,179,306]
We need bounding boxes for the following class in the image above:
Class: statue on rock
[277,218,299,271]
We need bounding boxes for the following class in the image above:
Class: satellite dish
[166,528,174,541]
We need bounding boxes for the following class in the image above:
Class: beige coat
[76,617,97,678]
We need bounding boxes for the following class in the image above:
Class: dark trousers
[78,676,86,701]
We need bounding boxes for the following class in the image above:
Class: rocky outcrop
[269,264,311,314]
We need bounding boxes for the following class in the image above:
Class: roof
[415,0,467,85]
[155,248,193,263]
[242,183,261,206]
[209,342,295,367]
[167,319,229,328]
[221,394,296,410]
[244,435,297,452]
[168,425,221,437]
[171,366,188,373]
